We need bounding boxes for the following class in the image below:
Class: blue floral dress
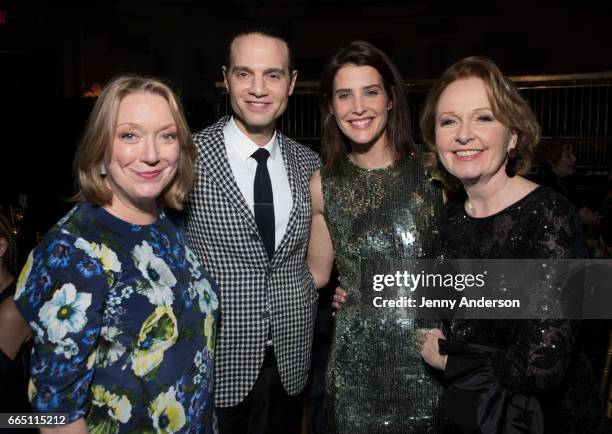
[14,202,219,434]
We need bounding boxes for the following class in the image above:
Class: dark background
[1,2,611,426]
[1,0,611,254]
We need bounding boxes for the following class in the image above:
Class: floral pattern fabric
[15,202,219,433]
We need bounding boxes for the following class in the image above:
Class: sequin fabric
[321,156,456,434]
[441,185,608,433]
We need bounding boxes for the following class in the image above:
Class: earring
[99,163,107,176]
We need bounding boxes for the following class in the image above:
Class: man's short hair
[225,25,295,71]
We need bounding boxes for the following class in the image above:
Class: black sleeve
[488,195,586,393]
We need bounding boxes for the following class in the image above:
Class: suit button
[261,309,270,319]
[250,233,259,242]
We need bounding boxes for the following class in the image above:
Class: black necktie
[252,148,275,259]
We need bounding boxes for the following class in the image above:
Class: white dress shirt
[224,117,293,250]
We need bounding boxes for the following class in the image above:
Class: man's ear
[288,69,298,96]
[222,66,230,92]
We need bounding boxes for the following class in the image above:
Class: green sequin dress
[321,156,453,433]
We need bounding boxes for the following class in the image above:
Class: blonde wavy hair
[73,75,195,210]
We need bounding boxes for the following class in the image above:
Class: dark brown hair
[319,40,414,173]
[225,25,295,72]
[420,56,540,190]
[73,75,196,210]
[0,214,16,276]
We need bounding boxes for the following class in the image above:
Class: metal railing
[215,72,612,169]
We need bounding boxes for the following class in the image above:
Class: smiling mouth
[245,101,271,109]
[454,150,482,157]
[348,118,373,128]
[137,170,162,179]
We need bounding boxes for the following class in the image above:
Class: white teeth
[350,119,372,126]
[456,150,482,157]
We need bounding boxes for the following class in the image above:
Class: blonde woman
[14,75,218,433]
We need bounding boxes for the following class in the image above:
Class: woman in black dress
[417,56,607,433]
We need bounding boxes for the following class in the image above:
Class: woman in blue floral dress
[14,75,219,433]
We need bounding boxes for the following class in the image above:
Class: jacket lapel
[201,117,259,235]
[273,132,303,264]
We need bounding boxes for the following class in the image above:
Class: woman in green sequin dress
[307,41,454,433]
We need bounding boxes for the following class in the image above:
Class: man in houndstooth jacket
[185,28,322,434]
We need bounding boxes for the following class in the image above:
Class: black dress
[440,185,608,433]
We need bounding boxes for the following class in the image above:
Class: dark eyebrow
[230,66,287,76]
[231,65,253,74]
[334,88,352,96]
[264,68,286,76]
[334,84,382,95]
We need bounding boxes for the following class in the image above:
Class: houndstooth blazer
[185,116,322,407]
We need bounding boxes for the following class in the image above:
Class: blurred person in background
[0,213,34,430]
[532,138,576,199]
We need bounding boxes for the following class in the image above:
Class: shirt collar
[224,116,279,162]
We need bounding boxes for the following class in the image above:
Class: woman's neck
[101,182,160,225]
[464,173,536,218]
[349,139,395,170]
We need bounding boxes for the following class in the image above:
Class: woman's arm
[420,321,578,394]
[307,170,335,289]
[488,193,587,393]
[488,319,579,393]
[0,297,31,359]
[14,233,108,424]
